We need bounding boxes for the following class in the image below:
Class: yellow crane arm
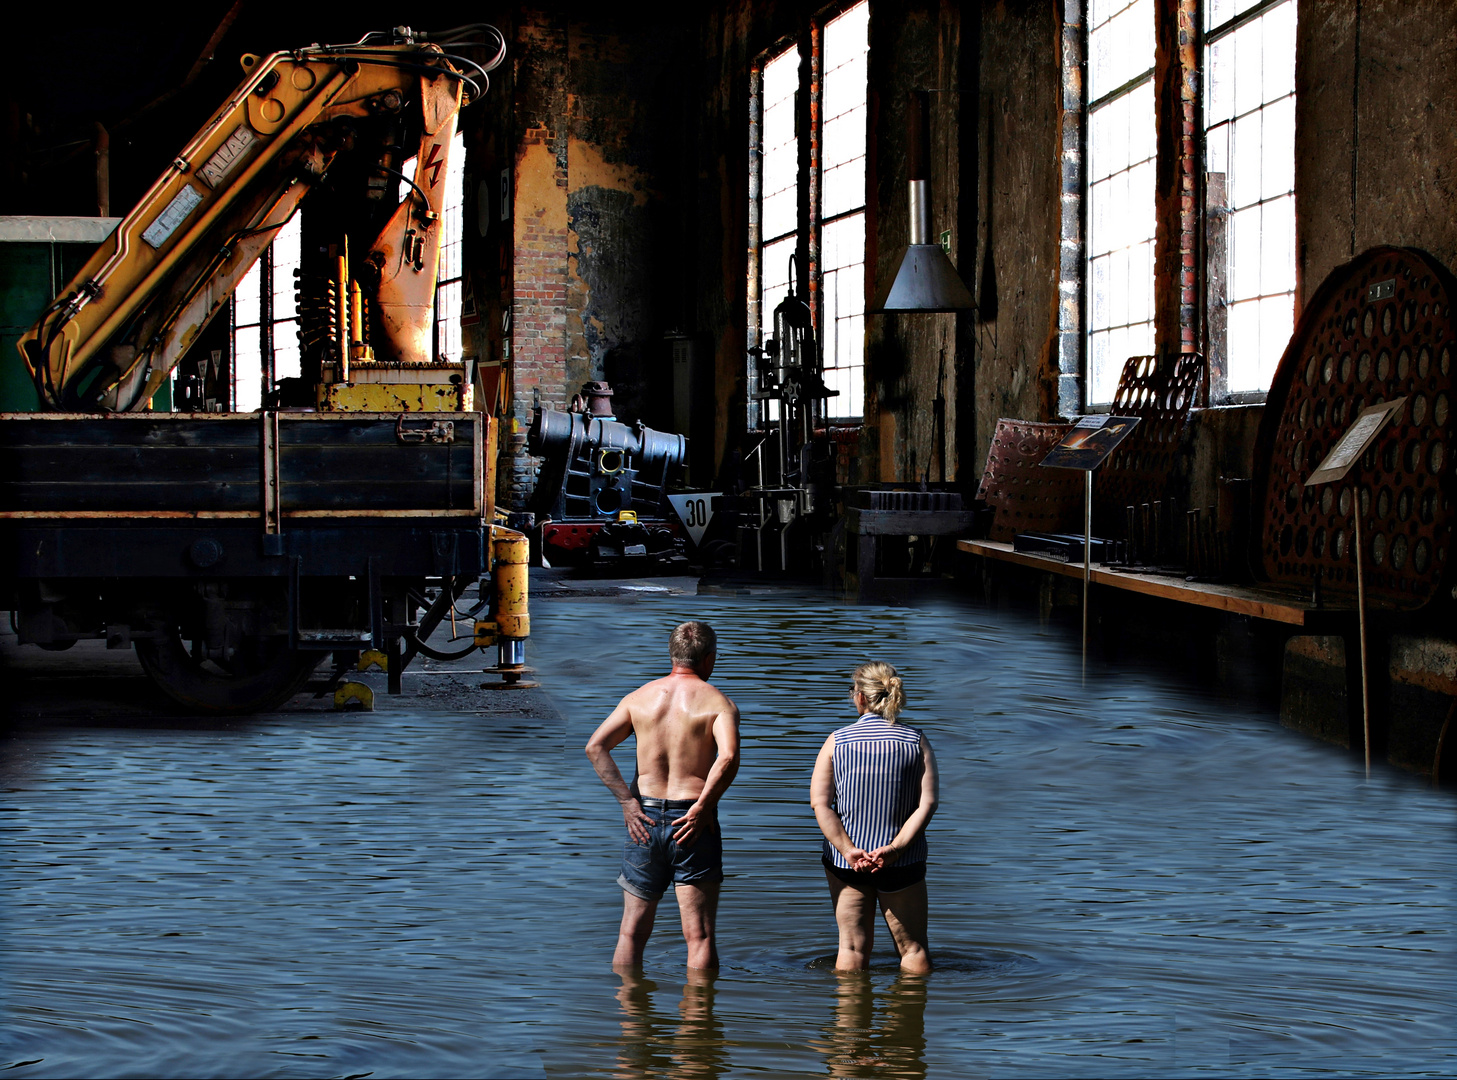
[19,32,474,412]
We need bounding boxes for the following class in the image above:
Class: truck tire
[135,634,322,714]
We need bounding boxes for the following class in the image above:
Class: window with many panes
[1204,0,1297,399]
[751,46,799,427]
[1084,0,1155,408]
[749,0,868,427]
[818,1,868,420]
[1080,0,1296,409]
[231,211,302,412]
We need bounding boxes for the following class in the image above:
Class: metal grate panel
[978,419,1081,542]
[1253,247,1457,609]
[1093,352,1204,533]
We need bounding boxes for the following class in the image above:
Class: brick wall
[1057,0,1084,418]
[505,13,570,510]
[1154,0,1201,364]
[508,132,570,506]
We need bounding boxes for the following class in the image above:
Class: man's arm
[671,702,740,845]
[585,699,653,843]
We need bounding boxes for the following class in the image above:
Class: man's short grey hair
[670,621,717,666]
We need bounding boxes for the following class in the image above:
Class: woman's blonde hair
[852,661,906,721]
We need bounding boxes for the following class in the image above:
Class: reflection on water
[812,972,927,1079]
[613,968,725,1080]
[2,587,1454,1077]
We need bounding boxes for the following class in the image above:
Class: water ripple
[1,588,1453,1077]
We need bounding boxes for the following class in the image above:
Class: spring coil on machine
[293,268,370,358]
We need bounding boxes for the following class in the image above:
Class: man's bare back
[584,621,739,969]
[617,672,738,801]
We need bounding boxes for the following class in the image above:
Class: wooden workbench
[956,538,1350,627]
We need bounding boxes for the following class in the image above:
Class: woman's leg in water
[879,880,932,973]
[825,868,878,970]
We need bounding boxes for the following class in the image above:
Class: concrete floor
[0,568,703,729]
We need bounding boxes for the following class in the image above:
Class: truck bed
[0,411,487,519]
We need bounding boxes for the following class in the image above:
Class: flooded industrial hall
[2,0,1457,1076]
[2,574,1454,1078]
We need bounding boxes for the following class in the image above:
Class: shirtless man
[585,621,741,970]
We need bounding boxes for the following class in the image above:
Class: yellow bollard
[490,526,530,641]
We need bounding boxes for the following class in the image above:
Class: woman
[811,662,939,973]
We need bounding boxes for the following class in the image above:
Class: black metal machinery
[740,257,838,572]
[526,397,689,570]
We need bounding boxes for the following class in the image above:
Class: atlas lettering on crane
[198,126,258,189]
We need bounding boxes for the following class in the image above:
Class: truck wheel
[135,634,322,714]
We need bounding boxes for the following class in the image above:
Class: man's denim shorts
[617,796,724,901]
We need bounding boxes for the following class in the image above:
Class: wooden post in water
[1352,471,1371,778]
[1083,469,1092,684]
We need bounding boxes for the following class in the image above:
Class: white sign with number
[667,493,719,546]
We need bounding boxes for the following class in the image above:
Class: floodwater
[2,584,1454,1078]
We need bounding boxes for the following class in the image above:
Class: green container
[0,217,123,412]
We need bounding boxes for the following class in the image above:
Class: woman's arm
[810,732,874,870]
[867,732,939,866]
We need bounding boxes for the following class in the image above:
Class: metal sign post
[1083,469,1093,682]
[1040,415,1142,685]
[1304,397,1406,777]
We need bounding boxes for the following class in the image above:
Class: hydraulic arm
[3,26,532,715]
[19,25,502,413]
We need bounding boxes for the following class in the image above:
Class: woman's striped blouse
[824,714,927,870]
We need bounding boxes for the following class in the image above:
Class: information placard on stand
[1040,415,1142,680]
[1303,396,1406,776]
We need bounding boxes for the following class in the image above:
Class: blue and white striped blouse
[824,714,928,870]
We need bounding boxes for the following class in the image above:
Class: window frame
[1201,0,1298,405]
[748,0,869,431]
[815,0,870,425]
[229,211,302,412]
[1072,0,1298,412]
[1081,0,1157,412]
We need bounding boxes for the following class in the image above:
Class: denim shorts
[617,797,724,901]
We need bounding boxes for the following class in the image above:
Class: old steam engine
[527,385,688,570]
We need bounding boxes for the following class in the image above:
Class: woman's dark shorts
[822,856,926,894]
[618,797,724,901]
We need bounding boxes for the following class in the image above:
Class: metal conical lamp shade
[870,244,976,313]
[869,92,976,314]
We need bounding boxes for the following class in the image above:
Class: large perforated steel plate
[978,419,1080,542]
[1253,246,1457,609]
[1093,352,1204,532]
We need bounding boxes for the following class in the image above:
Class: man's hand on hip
[671,803,710,847]
[622,798,653,844]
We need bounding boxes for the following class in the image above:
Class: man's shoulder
[626,673,684,700]
[700,681,739,715]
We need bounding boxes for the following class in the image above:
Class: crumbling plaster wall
[964,1,1064,479]
[1296,0,1457,306]
[864,0,973,487]
[498,0,1457,513]
[505,8,691,508]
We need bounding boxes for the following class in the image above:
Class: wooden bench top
[957,538,1353,627]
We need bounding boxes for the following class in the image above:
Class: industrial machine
[526,392,690,571]
[1,25,530,712]
[738,259,838,573]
